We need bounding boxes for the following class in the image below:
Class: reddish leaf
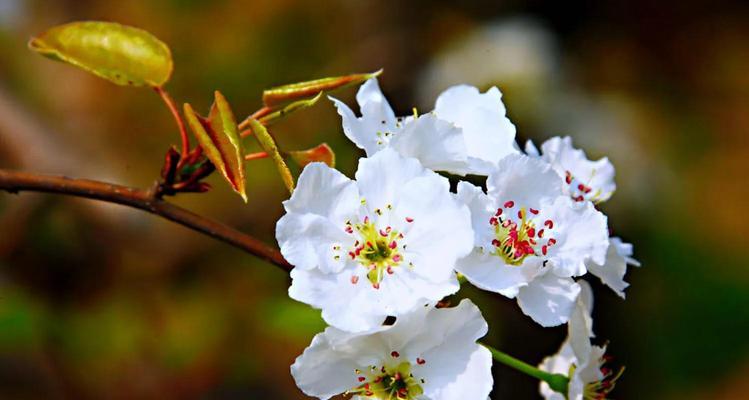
[183,91,246,201]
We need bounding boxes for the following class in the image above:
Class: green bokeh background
[0,0,748,398]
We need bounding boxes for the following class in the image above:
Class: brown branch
[0,169,292,273]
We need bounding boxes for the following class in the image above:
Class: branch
[0,169,291,273]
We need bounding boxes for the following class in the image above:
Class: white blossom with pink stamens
[455,154,609,327]
[276,148,473,332]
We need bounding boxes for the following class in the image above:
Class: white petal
[575,345,606,386]
[456,250,540,298]
[586,236,637,298]
[524,139,541,157]
[329,78,398,156]
[433,346,494,400]
[276,212,351,273]
[395,176,474,283]
[289,267,459,333]
[517,272,581,327]
[290,328,365,399]
[282,162,359,223]
[568,281,594,364]
[354,148,433,211]
[407,300,491,397]
[539,342,575,400]
[434,85,518,169]
[538,196,609,277]
[455,181,495,247]
[486,154,564,210]
[390,113,470,175]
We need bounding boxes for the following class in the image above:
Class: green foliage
[184,91,247,201]
[29,21,173,87]
[262,70,381,108]
[258,91,323,126]
[247,118,295,194]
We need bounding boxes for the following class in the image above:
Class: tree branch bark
[0,169,292,273]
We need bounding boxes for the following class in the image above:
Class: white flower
[455,154,609,326]
[525,136,616,203]
[331,78,518,176]
[277,148,473,332]
[586,237,641,298]
[539,282,623,400]
[291,299,493,400]
[526,137,640,297]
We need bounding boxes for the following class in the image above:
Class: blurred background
[0,0,748,398]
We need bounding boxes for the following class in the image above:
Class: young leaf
[287,143,335,168]
[183,91,247,201]
[262,70,382,108]
[247,118,294,194]
[258,92,323,126]
[29,21,173,87]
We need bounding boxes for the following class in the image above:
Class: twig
[0,169,292,273]
[154,87,190,159]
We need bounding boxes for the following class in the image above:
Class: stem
[0,169,291,273]
[244,151,269,161]
[238,106,272,134]
[154,86,190,158]
[481,343,569,394]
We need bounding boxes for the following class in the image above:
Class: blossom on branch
[291,299,493,400]
[455,154,609,326]
[276,148,473,332]
[539,282,624,400]
[331,78,519,176]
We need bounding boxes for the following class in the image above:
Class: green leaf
[29,21,173,87]
[262,69,382,108]
[247,118,294,194]
[287,143,335,168]
[258,91,323,126]
[183,91,246,201]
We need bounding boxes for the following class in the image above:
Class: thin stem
[238,106,272,134]
[0,169,292,273]
[244,151,269,161]
[154,86,190,158]
[481,343,569,394]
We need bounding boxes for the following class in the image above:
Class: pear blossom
[455,154,609,326]
[526,136,640,297]
[539,282,624,400]
[276,148,473,332]
[524,136,615,204]
[331,78,518,176]
[291,299,493,400]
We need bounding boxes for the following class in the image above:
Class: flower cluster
[277,78,640,399]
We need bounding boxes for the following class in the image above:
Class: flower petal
[329,78,398,156]
[276,212,351,273]
[290,328,363,399]
[433,346,494,400]
[354,148,435,212]
[517,272,581,327]
[538,196,609,277]
[390,113,470,175]
[486,154,564,210]
[434,85,518,171]
[586,237,639,298]
[282,162,359,223]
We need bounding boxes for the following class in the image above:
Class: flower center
[488,200,557,266]
[350,360,424,400]
[565,170,607,203]
[344,210,410,289]
[570,355,625,400]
